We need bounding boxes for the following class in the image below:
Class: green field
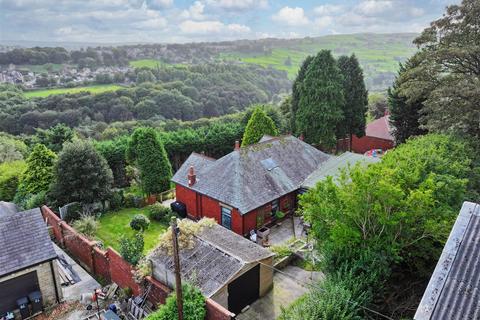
[220,33,418,91]
[129,59,164,68]
[96,207,168,254]
[24,84,124,98]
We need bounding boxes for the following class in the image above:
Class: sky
[0,0,458,44]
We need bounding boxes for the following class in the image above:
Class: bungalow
[0,208,63,317]
[172,135,330,236]
[172,135,379,237]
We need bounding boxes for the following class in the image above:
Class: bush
[25,191,47,209]
[72,215,98,238]
[62,202,82,223]
[130,214,150,231]
[271,244,293,259]
[124,193,144,208]
[119,233,144,266]
[0,160,25,201]
[146,283,206,320]
[109,190,124,210]
[148,203,173,222]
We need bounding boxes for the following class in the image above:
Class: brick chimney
[299,134,304,141]
[234,140,240,151]
[188,166,196,186]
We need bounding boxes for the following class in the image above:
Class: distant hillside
[218,33,418,92]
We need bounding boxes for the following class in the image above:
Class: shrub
[72,215,98,238]
[109,190,124,210]
[146,283,206,320]
[119,233,144,266]
[148,203,173,222]
[124,193,144,208]
[0,160,25,201]
[275,211,286,219]
[25,191,47,209]
[63,202,83,223]
[130,214,150,231]
[271,244,293,259]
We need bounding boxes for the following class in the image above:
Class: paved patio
[236,265,323,320]
[268,216,305,246]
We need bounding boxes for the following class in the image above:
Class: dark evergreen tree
[295,50,344,148]
[291,56,313,133]
[50,141,113,205]
[127,127,172,195]
[242,107,279,146]
[336,54,368,150]
[388,61,427,144]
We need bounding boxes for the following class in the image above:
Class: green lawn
[129,59,163,68]
[96,207,168,254]
[24,84,124,98]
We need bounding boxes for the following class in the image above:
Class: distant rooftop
[0,201,19,217]
[0,208,57,277]
[415,202,480,320]
[366,115,394,141]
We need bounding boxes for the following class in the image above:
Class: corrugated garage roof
[415,202,480,320]
[149,224,273,297]
[0,208,57,277]
[172,135,330,214]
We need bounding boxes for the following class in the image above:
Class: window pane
[221,207,232,229]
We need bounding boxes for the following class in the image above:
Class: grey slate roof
[172,135,330,214]
[0,208,57,277]
[149,224,273,297]
[0,201,19,217]
[302,152,380,189]
[415,202,480,320]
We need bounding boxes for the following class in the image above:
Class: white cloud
[180,1,205,20]
[356,0,393,16]
[179,19,250,35]
[272,6,309,27]
[314,4,343,16]
[206,0,268,11]
[145,0,173,9]
[314,16,333,29]
[133,17,167,28]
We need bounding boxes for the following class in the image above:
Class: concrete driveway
[236,265,323,320]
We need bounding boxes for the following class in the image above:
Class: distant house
[173,135,378,236]
[0,208,62,316]
[149,223,274,315]
[338,115,395,154]
[415,202,480,320]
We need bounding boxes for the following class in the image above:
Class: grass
[24,84,124,98]
[129,59,164,68]
[96,207,168,254]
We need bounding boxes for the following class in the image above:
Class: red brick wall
[231,208,243,235]
[93,246,110,282]
[200,195,221,222]
[107,248,141,295]
[206,298,234,320]
[41,206,63,245]
[176,184,199,218]
[145,276,171,306]
[338,135,394,154]
[243,210,257,236]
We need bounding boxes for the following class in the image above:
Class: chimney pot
[234,140,240,150]
[188,166,196,186]
[299,134,304,141]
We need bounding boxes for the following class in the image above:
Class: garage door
[228,264,260,315]
[0,271,40,313]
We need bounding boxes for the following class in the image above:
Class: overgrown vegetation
[119,232,145,266]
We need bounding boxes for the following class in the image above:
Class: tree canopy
[50,141,113,206]
[295,50,344,148]
[127,127,172,195]
[21,144,56,194]
[241,106,279,146]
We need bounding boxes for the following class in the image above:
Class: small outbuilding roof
[172,135,330,214]
[302,152,380,189]
[415,202,480,320]
[149,224,273,297]
[366,115,394,141]
[0,208,57,277]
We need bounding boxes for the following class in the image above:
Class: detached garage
[149,224,274,315]
[0,208,62,317]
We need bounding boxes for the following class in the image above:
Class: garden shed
[149,223,274,315]
[0,208,62,316]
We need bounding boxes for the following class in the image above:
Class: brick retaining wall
[41,206,233,320]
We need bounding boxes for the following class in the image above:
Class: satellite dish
[86,304,93,311]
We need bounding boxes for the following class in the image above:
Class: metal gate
[228,264,260,315]
[0,271,40,313]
